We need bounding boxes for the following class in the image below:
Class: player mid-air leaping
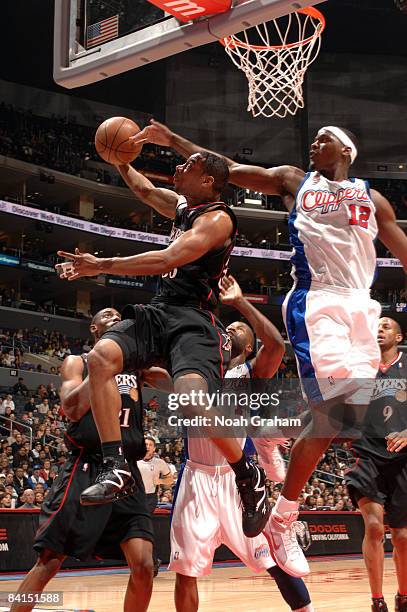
[130,119,407,577]
[56,151,270,540]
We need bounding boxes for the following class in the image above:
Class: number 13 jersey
[291,171,378,289]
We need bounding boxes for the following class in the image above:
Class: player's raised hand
[219,275,243,305]
[55,248,102,281]
[128,118,174,147]
[386,430,407,453]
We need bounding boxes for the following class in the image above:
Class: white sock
[273,494,299,522]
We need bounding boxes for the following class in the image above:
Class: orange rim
[219,6,325,51]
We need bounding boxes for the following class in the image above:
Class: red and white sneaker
[263,497,310,578]
[254,437,287,483]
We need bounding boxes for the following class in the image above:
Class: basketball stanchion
[220,6,325,118]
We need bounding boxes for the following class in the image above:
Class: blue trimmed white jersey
[290,172,378,289]
[186,361,251,466]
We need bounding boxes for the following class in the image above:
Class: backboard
[54,0,324,89]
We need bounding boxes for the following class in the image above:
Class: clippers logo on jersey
[115,373,139,398]
[291,171,378,289]
[301,186,370,214]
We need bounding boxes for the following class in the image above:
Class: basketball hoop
[220,6,325,118]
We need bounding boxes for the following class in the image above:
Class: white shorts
[168,460,275,577]
[283,282,381,405]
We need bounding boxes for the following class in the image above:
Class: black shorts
[34,454,153,561]
[346,454,407,528]
[102,303,230,381]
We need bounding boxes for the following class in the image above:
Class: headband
[321,126,358,164]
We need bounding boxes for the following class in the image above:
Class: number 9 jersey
[351,352,407,461]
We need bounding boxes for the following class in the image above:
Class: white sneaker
[263,510,310,577]
[254,438,287,483]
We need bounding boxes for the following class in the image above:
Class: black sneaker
[153,558,162,578]
[396,594,407,612]
[371,598,388,611]
[236,463,270,537]
[80,457,135,506]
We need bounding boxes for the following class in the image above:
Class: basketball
[95,116,142,165]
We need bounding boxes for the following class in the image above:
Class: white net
[221,7,325,119]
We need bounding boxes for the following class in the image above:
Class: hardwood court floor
[0,557,399,611]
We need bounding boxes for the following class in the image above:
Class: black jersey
[152,198,237,311]
[352,352,407,462]
[65,356,146,463]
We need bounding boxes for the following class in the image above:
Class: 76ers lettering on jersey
[66,370,145,461]
[291,172,378,289]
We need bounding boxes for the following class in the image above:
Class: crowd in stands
[0,325,92,373]
[0,103,181,186]
[1,102,406,220]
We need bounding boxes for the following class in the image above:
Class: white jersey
[137,455,171,494]
[186,361,251,466]
[291,171,378,290]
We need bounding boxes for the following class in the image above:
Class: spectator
[335,499,345,511]
[24,396,37,412]
[163,456,177,476]
[36,398,50,415]
[20,488,36,509]
[2,394,15,413]
[3,350,15,367]
[37,385,48,400]
[28,465,46,488]
[13,447,30,468]
[10,432,23,455]
[12,377,29,397]
[315,496,325,508]
[34,491,44,508]
[0,493,14,508]
[47,382,59,402]
[39,459,53,486]
[13,467,30,496]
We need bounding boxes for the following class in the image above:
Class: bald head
[227,321,255,359]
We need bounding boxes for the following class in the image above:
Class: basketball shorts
[102,302,230,382]
[168,460,275,577]
[283,282,381,405]
[34,453,153,560]
[346,453,407,528]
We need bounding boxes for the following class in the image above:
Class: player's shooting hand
[128,119,174,147]
[219,275,243,305]
[55,248,103,281]
[386,430,407,453]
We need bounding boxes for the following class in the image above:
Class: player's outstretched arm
[132,119,304,198]
[116,162,178,219]
[56,210,232,280]
[373,189,407,273]
[60,355,91,422]
[220,275,285,378]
